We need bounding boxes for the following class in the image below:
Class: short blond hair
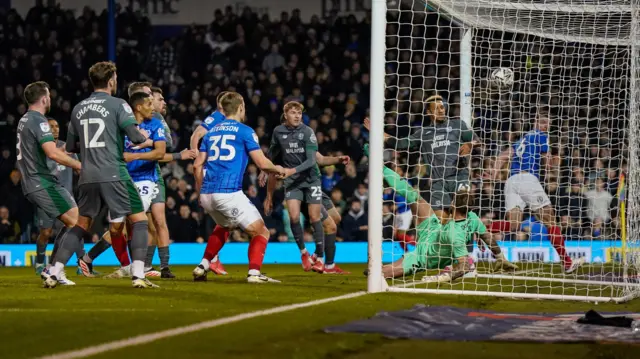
[219,92,244,116]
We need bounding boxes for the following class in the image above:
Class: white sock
[316,257,324,264]
[325,263,335,269]
[211,255,219,263]
[121,264,131,270]
[200,258,211,268]
[82,254,92,264]
[132,260,145,279]
[300,248,308,255]
[49,262,64,277]
[248,269,260,276]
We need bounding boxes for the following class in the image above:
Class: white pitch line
[37,291,367,359]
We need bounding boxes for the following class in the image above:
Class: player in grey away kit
[16,81,82,287]
[33,118,84,279]
[266,101,327,273]
[44,61,155,289]
[364,94,475,221]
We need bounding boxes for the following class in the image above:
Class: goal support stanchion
[367,0,388,293]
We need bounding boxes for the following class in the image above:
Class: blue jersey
[510,129,549,178]
[200,120,261,194]
[125,118,166,182]
[201,110,226,131]
[384,192,411,214]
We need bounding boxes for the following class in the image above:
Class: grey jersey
[153,111,173,151]
[16,110,58,194]
[269,124,321,188]
[398,118,473,179]
[68,92,138,185]
[47,140,76,192]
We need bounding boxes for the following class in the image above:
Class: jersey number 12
[80,118,106,148]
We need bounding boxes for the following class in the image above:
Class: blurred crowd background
[0,2,627,244]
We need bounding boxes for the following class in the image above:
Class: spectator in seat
[584,177,614,238]
[341,199,368,242]
[321,165,341,193]
[0,206,16,243]
[560,180,587,240]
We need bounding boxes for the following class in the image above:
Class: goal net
[368,0,640,302]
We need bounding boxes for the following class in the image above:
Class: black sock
[87,237,111,262]
[158,246,170,269]
[53,226,85,266]
[50,227,68,264]
[130,221,149,262]
[325,233,337,265]
[36,240,48,265]
[145,244,157,268]
[290,220,306,251]
[311,221,324,258]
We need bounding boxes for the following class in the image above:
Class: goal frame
[367,0,640,303]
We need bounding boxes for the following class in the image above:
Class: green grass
[1,264,639,359]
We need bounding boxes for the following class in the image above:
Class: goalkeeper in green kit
[364,145,517,282]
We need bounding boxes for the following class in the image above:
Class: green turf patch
[2,265,639,359]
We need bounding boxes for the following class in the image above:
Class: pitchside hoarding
[0,240,627,267]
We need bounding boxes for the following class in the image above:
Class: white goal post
[367,0,640,302]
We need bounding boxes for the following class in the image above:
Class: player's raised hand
[338,155,351,165]
[258,171,269,187]
[181,149,197,160]
[363,117,370,131]
[263,198,273,216]
[459,142,473,156]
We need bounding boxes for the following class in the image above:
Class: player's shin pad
[382,166,419,204]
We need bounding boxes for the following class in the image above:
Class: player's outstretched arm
[123,141,166,162]
[159,149,197,163]
[42,141,81,171]
[249,149,284,176]
[263,173,278,216]
[190,125,208,151]
[316,152,350,166]
[363,117,420,150]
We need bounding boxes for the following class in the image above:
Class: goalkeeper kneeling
[368,148,517,282]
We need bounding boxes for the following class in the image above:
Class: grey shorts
[428,177,470,210]
[285,183,323,205]
[28,185,76,227]
[301,192,334,222]
[77,180,144,219]
[150,168,165,206]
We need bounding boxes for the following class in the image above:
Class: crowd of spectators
[0,3,628,245]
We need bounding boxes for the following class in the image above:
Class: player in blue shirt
[492,112,583,273]
[192,92,286,283]
[189,91,228,151]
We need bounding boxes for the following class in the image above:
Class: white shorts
[394,209,413,231]
[108,180,158,223]
[504,172,551,212]
[199,191,262,230]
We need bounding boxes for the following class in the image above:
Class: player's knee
[331,212,342,225]
[289,213,301,224]
[109,222,125,236]
[76,215,91,230]
[39,228,53,241]
[61,207,79,227]
[323,218,337,234]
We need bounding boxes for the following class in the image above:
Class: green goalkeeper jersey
[465,211,487,244]
[402,214,470,274]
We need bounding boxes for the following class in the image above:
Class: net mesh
[381,0,640,301]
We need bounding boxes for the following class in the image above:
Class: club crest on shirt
[204,116,213,124]
[231,208,239,217]
[40,122,51,133]
[298,133,304,140]
[123,103,133,114]
[282,135,287,139]
[310,133,317,144]
[252,133,259,143]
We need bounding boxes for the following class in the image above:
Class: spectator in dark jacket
[341,199,368,242]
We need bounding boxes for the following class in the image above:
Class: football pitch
[1,265,639,359]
